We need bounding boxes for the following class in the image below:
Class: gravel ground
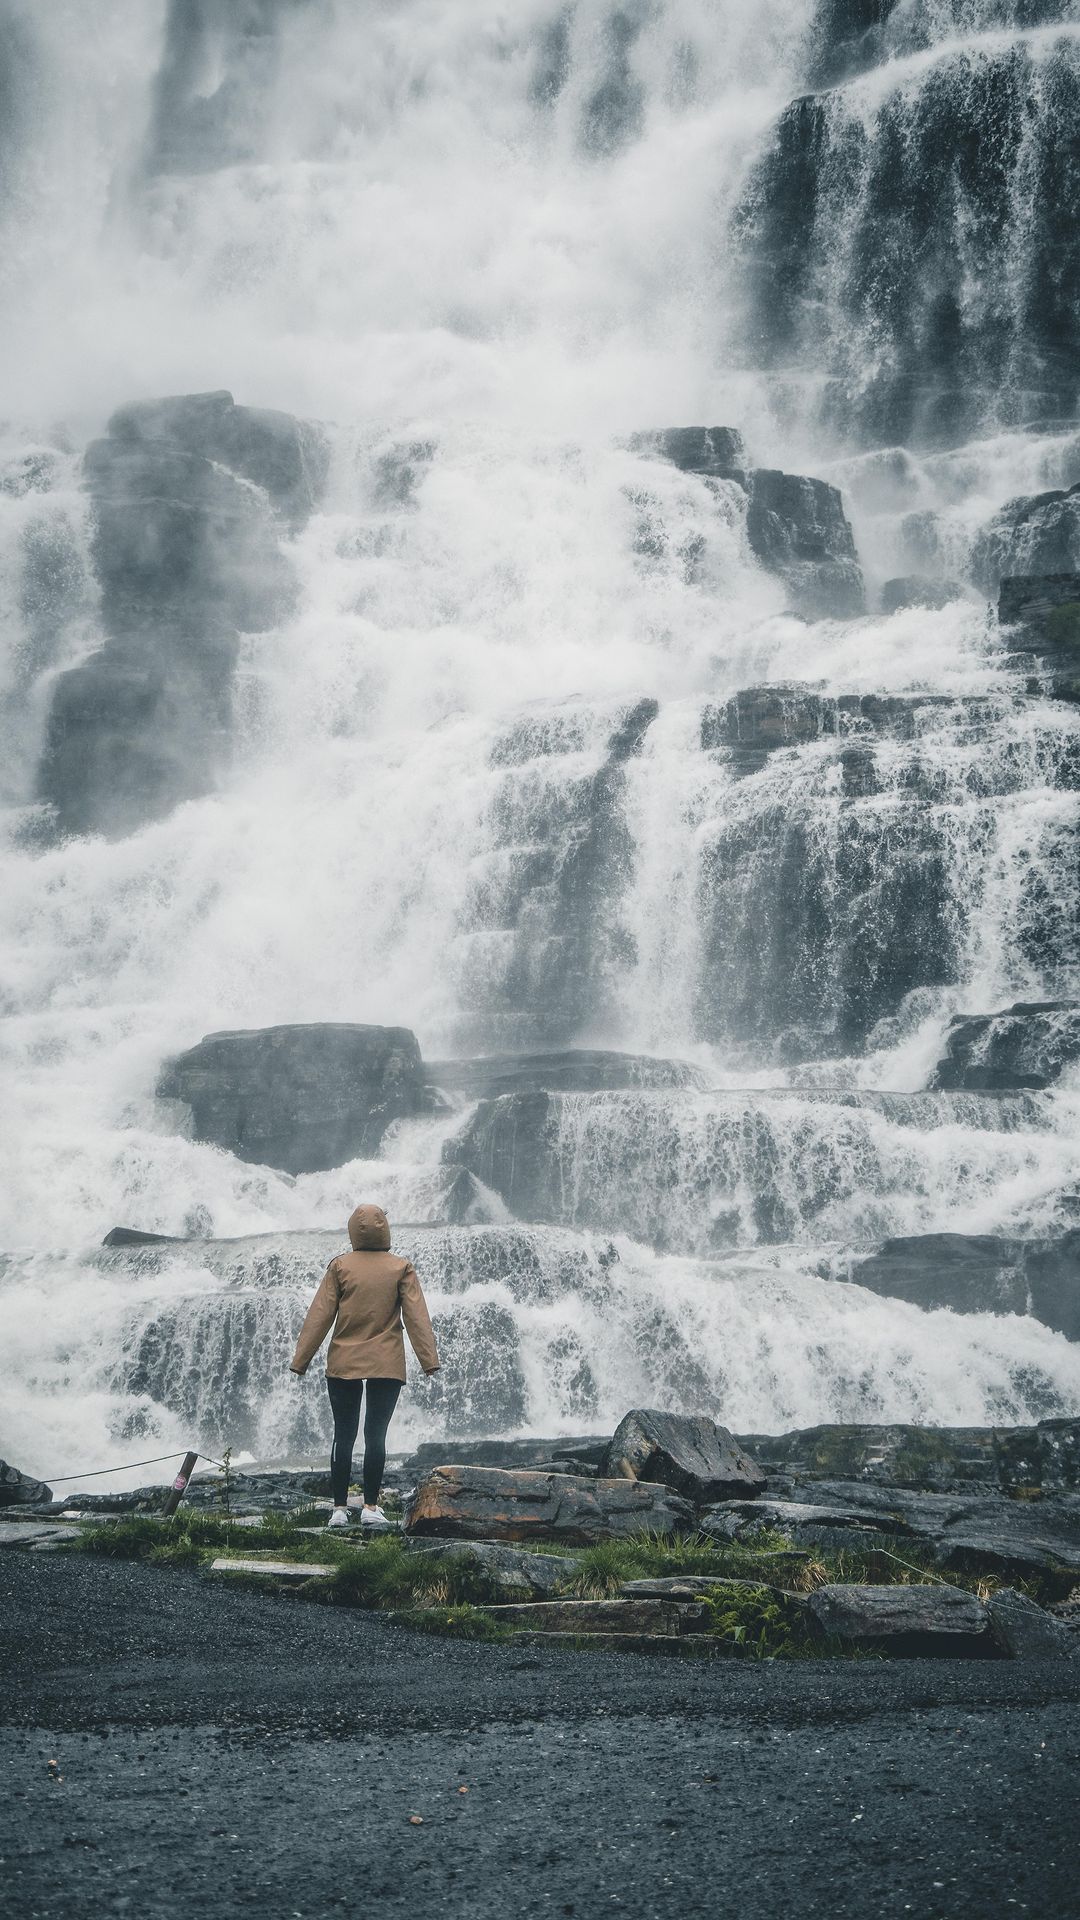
[4,1551,1080,1919]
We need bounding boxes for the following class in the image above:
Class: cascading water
[2,0,1080,1485]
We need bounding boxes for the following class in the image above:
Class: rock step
[475,1598,708,1635]
[209,1556,334,1580]
[508,1632,722,1656]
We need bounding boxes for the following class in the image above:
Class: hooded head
[348,1203,391,1252]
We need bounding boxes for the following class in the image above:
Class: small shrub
[703,1584,807,1658]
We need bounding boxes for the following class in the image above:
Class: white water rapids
[2,1,1080,1484]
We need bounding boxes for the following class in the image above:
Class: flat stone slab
[0,1521,76,1549]
[807,1583,989,1649]
[209,1557,334,1580]
[508,1632,721,1656]
[618,1576,778,1600]
[478,1598,708,1635]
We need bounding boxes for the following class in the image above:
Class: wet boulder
[806,1583,990,1653]
[604,1410,766,1504]
[845,1232,1080,1340]
[0,1460,52,1508]
[627,431,862,616]
[880,575,963,613]
[402,1538,580,1598]
[744,469,864,617]
[973,483,1080,595]
[403,1464,694,1544]
[158,1022,434,1173]
[627,425,746,476]
[932,1002,1080,1092]
[985,1588,1077,1659]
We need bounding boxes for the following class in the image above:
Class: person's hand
[290,1366,306,1378]
[423,1366,441,1376]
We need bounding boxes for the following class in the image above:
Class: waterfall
[2,1,1079,1484]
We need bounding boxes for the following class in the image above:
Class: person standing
[290,1203,440,1529]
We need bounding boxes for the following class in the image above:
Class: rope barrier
[41,1449,231,1483]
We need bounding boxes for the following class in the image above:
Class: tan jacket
[290,1204,440,1382]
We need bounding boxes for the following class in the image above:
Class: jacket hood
[348,1203,391,1252]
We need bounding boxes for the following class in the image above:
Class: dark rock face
[998,573,1080,701]
[626,426,747,475]
[627,430,862,615]
[744,469,864,616]
[986,1587,1078,1659]
[158,1023,433,1173]
[973,483,1080,594]
[806,1583,990,1652]
[733,1417,1080,1494]
[932,1002,1080,1092]
[998,572,1080,637]
[459,699,658,1049]
[0,1460,52,1508]
[146,0,303,175]
[421,1300,529,1435]
[403,1463,694,1543]
[695,792,955,1057]
[706,1480,1080,1579]
[446,1092,558,1225]
[880,575,964,613]
[700,687,958,756]
[578,5,646,155]
[428,1050,704,1101]
[37,391,326,837]
[846,1232,1080,1341]
[738,40,1080,446]
[603,1409,766,1503]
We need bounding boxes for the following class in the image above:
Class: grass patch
[388,1604,513,1643]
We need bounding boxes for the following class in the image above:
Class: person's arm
[399,1261,440,1374]
[290,1260,341,1374]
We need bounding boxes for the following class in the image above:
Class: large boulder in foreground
[931,1001,1080,1091]
[1,1460,52,1507]
[158,1022,434,1173]
[806,1583,990,1653]
[604,1410,766,1504]
[403,1464,693,1544]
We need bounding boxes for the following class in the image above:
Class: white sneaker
[360,1505,390,1530]
[326,1506,351,1528]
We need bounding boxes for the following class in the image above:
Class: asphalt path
[3,1553,1080,1919]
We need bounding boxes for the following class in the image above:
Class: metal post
[161,1450,199,1518]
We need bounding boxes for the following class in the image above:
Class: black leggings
[326,1376,402,1507]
